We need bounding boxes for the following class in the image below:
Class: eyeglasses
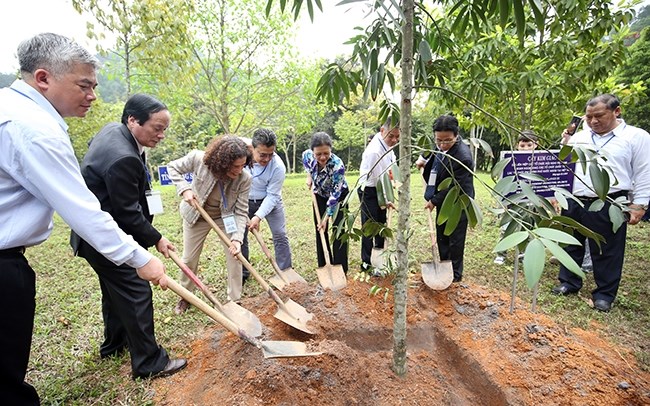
[256,152,275,159]
[434,137,457,145]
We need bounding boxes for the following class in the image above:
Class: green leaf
[608,203,626,233]
[588,199,604,212]
[540,238,584,279]
[494,176,518,196]
[493,231,529,253]
[419,39,433,63]
[532,227,580,245]
[444,204,462,236]
[588,164,609,200]
[499,0,509,27]
[491,157,512,181]
[438,177,452,191]
[523,239,545,289]
[518,172,546,182]
[554,191,568,210]
[558,144,573,161]
[438,185,460,224]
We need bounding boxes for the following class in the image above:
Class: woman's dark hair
[432,115,459,135]
[121,94,168,126]
[310,132,333,150]
[203,135,252,180]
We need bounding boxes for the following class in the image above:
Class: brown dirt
[153,276,650,405]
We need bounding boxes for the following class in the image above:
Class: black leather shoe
[593,299,612,312]
[135,358,187,380]
[551,284,578,296]
[452,275,462,283]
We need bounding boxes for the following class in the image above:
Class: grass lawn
[25,171,649,404]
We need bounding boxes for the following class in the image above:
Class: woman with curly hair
[167,135,252,314]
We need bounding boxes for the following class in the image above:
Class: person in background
[0,33,167,404]
[240,129,292,281]
[358,120,400,274]
[422,115,475,282]
[168,135,251,314]
[494,130,538,265]
[551,94,650,312]
[71,93,186,379]
[302,132,350,274]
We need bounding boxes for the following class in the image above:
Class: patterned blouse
[302,149,348,216]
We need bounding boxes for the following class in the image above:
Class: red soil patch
[154,276,650,405]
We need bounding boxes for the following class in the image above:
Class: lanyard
[379,137,388,152]
[251,162,268,179]
[590,132,615,152]
[219,182,228,211]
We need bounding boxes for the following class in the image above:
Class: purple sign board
[158,166,193,186]
[500,150,575,198]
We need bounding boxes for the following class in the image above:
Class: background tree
[617,26,650,130]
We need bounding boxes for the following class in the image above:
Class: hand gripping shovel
[370,172,397,271]
[168,250,263,338]
[165,278,320,358]
[421,207,454,290]
[191,199,315,335]
[250,228,307,291]
[310,192,347,291]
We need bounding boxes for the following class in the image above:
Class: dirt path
[154,276,649,405]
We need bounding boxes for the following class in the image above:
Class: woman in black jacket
[422,115,475,282]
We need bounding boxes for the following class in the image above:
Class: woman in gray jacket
[167,136,252,314]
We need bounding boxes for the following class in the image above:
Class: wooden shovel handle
[251,228,283,275]
[310,192,333,266]
[166,277,259,348]
[168,250,224,311]
[190,199,292,314]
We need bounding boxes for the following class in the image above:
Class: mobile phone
[566,115,583,136]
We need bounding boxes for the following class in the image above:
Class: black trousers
[435,211,469,280]
[313,189,349,273]
[86,260,168,377]
[0,251,39,405]
[358,187,387,265]
[558,198,627,302]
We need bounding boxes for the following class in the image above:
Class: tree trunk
[392,0,413,377]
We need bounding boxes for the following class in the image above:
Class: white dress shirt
[0,80,151,268]
[359,133,396,188]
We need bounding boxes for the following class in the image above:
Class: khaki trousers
[180,217,242,301]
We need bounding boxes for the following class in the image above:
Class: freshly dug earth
[154,276,650,405]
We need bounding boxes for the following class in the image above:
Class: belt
[0,246,26,256]
[576,190,629,203]
[249,198,266,204]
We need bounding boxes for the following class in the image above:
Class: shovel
[165,277,320,358]
[421,207,454,290]
[310,192,347,291]
[190,199,315,335]
[168,250,263,338]
[251,228,307,290]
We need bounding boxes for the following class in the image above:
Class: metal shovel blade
[421,260,454,290]
[274,298,315,334]
[261,341,322,359]
[220,301,263,338]
[316,264,347,291]
[268,267,307,291]
[370,247,384,269]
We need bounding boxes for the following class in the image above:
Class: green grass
[25,171,649,404]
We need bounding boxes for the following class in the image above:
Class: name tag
[428,172,437,186]
[222,214,238,234]
[145,190,164,215]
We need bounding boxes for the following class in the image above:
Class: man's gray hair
[252,128,277,148]
[586,93,620,111]
[17,33,99,77]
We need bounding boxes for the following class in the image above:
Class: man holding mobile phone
[551,94,650,312]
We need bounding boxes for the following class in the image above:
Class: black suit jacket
[71,122,161,268]
[422,137,475,207]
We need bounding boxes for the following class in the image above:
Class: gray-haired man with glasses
[241,128,293,281]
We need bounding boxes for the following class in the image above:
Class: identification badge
[428,172,437,186]
[222,214,237,233]
[145,190,164,215]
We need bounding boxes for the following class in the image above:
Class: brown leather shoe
[174,299,191,315]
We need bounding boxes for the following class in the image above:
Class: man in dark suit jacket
[422,115,475,282]
[71,94,186,379]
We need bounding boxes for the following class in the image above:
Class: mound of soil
[154,276,649,405]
